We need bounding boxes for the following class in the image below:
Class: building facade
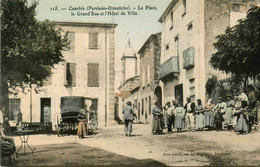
[158,0,259,106]
[137,33,162,123]
[8,22,117,129]
[121,39,137,84]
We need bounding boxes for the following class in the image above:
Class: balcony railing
[158,56,179,79]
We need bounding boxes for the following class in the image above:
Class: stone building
[137,33,162,123]
[8,22,117,129]
[120,39,138,84]
[158,0,259,106]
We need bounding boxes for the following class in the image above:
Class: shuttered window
[88,63,99,87]
[65,63,76,85]
[67,32,75,56]
[9,99,21,121]
[89,32,98,49]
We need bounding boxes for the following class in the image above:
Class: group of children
[163,91,259,135]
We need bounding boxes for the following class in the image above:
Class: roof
[55,21,117,28]
[137,32,161,55]
[118,75,140,90]
[158,0,178,23]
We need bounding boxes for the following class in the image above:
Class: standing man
[122,101,137,136]
[184,97,195,131]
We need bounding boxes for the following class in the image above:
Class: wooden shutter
[89,32,98,49]
[88,64,99,87]
[70,63,76,85]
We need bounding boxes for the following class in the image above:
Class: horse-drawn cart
[57,96,98,137]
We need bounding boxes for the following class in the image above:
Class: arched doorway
[154,86,162,107]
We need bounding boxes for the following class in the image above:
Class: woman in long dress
[234,93,250,134]
[77,109,87,138]
[204,99,215,130]
[225,95,235,130]
[174,102,186,132]
[152,101,164,134]
[195,99,204,131]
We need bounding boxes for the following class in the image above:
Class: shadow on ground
[14,143,166,167]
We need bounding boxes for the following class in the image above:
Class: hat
[226,94,231,97]
[127,101,132,105]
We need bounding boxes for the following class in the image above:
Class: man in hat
[122,101,137,136]
[184,97,195,131]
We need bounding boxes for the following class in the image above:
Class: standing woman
[174,102,186,132]
[77,109,87,139]
[204,99,215,130]
[152,101,164,134]
[195,99,204,131]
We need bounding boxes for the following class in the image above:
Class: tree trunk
[1,79,9,116]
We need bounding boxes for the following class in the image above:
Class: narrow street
[13,124,260,166]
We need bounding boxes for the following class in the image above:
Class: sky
[33,0,172,90]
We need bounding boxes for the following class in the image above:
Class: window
[142,67,145,87]
[67,32,75,56]
[174,35,179,57]
[149,96,151,115]
[189,78,195,101]
[88,63,99,87]
[147,65,150,83]
[187,22,193,31]
[65,63,76,85]
[165,43,169,50]
[183,0,186,12]
[9,99,21,121]
[89,32,98,49]
[142,99,144,115]
[170,11,174,30]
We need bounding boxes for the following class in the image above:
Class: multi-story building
[137,33,161,123]
[158,0,259,105]
[8,22,117,129]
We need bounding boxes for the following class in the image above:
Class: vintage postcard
[1,0,260,166]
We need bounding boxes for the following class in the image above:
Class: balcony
[183,47,195,69]
[159,56,179,80]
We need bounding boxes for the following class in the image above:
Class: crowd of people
[151,85,260,135]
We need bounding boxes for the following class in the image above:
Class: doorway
[175,84,183,104]
[40,98,51,123]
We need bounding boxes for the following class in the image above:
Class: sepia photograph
[1,0,260,166]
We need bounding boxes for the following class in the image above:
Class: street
[12,124,260,166]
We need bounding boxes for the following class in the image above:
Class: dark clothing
[124,120,133,133]
[215,111,224,130]
[152,106,164,134]
[166,115,174,132]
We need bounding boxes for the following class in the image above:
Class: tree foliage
[205,75,218,97]
[210,6,260,86]
[1,0,69,94]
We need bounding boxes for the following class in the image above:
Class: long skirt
[152,115,164,133]
[77,121,87,136]
[195,113,205,129]
[205,111,214,127]
[225,107,233,125]
[235,114,249,132]
[175,115,185,129]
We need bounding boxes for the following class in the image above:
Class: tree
[1,0,69,113]
[210,6,260,91]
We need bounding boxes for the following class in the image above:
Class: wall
[10,23,116,129]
